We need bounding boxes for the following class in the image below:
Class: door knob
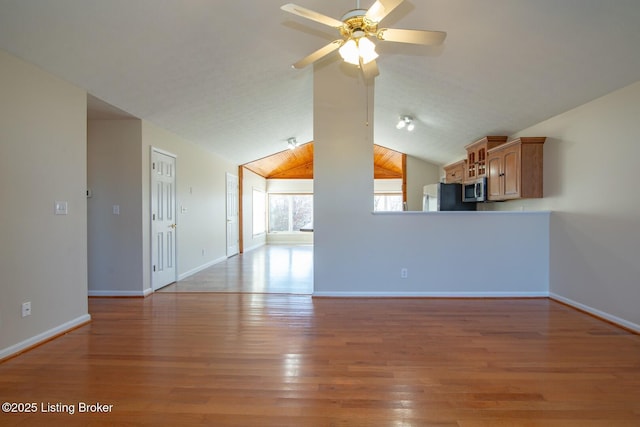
[169,224,176,229]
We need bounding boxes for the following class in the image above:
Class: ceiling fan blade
[365,0,404,24]
[292,40,343,69]
[377,28,447,45]
[281,3,345,29]
[360,59,380,81]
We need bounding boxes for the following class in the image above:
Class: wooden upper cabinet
[487,137,546,201]
[486,154,502,199]
[464,136,508,182]
[443,159,466,183]
[502,144,521,197]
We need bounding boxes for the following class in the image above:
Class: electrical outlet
[22,301,31,317]
[401,268,408,279]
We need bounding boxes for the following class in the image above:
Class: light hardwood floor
[1,247,640,426]
[158,245,313,294]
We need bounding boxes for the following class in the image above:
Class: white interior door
[226,172,239,257]
[151,149,177,290]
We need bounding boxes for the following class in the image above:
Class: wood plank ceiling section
[243,143,404,179]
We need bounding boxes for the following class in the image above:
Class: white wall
[241,167,267,251]
[0,50,90,358]
[313,59,374,293]
[313,58,549,297]
[374,179,402,193]
[141,122,237,288]
[486,80,640,330]
[405,155,442,211]
[87,120,143,295]
[267,179,313,193]
[317,211,549,296]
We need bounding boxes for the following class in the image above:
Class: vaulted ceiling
[1,1,640,166]
[244,143,315,179]
[243,143,403,179]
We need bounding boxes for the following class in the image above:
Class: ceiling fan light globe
[358,37,379,64]
[396,120,406,129]
[407,122,415,131]
[339,39,360,65]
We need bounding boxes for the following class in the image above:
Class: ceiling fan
[281,0,447,80]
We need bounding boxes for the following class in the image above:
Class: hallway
[158,245,313,294]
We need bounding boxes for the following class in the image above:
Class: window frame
[373,192,404,212]
[267,193,313,234]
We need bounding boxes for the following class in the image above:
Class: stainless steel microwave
[463,177,486,202]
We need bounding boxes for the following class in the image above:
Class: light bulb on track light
[397,115,415,131]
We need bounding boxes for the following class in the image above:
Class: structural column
[313,60,375,293]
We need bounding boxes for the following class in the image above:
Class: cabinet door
[477,148,487,176]
[502,145,521,198]
[466,151,476,180]
[487,153,502,200]
[445,162,464,183]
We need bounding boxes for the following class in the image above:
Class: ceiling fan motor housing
[340,9,378,39]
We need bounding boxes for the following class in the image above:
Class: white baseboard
[550,293,640,333]
[267,234,313,245]
[312,291,550,298]
[177,256,227,281]
[88,289,149,297]
[243,242,266,253]
[0,314,91,361]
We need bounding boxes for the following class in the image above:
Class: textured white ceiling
[2,0,640,165]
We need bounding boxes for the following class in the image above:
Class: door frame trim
[150,146,178,291]
[225,172,239,257]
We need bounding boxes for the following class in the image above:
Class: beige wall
[0,50,89,357]
[141,122,237,288]
[242,167,267,251]
[87,120,237,294]
[87,120,143,295]
[486,80,640,330]
[405,155,442,211]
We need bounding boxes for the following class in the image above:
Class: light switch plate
[54,201,68,215]
[22,301,31,317]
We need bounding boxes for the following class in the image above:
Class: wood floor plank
[1,295,639,426]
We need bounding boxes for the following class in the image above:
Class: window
[268,194,313,232]
[252,188,265,235]
[373,194,404,212]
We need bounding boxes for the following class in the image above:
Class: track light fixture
[396,115,415,131]
[287,137,299,150]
